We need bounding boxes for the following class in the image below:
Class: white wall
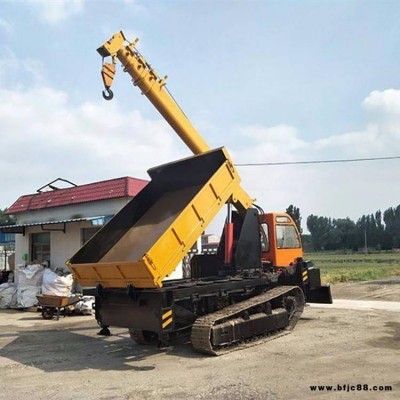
[13,198,132,270]
[51,221,91,269]
[14,222,93,269]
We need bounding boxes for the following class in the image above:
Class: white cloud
[0,85,185,209]
[311,90,400,156]
[28,0,85,24]
[363,89,400,119]
[0,49,46,87]
[228,89,400,230]
[237,124,307,156]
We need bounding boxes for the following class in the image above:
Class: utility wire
[235,155,400,166]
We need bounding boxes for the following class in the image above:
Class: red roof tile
[7,177,148,214]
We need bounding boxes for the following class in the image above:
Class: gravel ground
[0,279,399,400]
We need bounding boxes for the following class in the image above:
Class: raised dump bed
[68,148,244,288]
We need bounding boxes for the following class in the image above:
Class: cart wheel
[41,307,55,320]
[129,330,157,345]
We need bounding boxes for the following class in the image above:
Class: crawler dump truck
[68,31,332,355]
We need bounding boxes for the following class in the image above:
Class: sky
[0,0,400,233]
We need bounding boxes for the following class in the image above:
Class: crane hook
[102,88,114,101]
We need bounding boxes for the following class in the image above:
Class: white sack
[16,264,44,308]
[13,264,24,287]
[74,296,95,315]
[16,264,44,288]
[17,286,41,308]
[41,269,73,297]
[0,283,16,309]
[10,289,18,308]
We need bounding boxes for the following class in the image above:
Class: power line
[235,155,400,166]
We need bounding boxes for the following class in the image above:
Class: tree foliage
[286,204,302,234]
[306,204,400,251]
[0,208,15,225]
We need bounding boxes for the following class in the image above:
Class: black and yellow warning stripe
[302,269,308,282]
[161,309,173,329]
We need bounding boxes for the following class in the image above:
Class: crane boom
[97,31,253,213]
[97,31,209,155]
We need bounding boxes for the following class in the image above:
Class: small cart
[36,294,82,320]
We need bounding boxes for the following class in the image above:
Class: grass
[304,251,400,284]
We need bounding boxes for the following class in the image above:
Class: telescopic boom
[97,31,253,212]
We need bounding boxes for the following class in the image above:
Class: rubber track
[190,285,305,356]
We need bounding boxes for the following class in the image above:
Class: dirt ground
[331,277,400,302]
[0,279,399,400]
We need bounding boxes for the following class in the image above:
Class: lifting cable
[235,155,400,167]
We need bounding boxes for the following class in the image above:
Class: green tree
[333,218,356,250]
[306,204,400,251]
[383,205,400,248]
[286,204,302,234]
[0,208,15,225]
[306,215,332,250]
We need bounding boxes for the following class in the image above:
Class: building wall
[12,196,190,279]
[14,225,39,266]
[51,221,92,269]
[13,198,132,270]
[14,221,94,269]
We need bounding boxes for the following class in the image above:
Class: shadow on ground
[367,321,400,351]
[0,322,204,372]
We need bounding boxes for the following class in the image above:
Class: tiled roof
[7,177,148,214]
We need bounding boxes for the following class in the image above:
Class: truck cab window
[260,223,269,251]
[276,225,300,249]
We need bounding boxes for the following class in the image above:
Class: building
[0,177,148,270]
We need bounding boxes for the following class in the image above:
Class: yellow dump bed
[68,148,244,288]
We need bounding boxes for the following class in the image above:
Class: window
[276,216,291,223]
[82,227,101,245]
[260,223,269,252]
[31,233,50,263]
[276,225,300,249]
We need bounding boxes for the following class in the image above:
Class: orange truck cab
[259,213,303,267]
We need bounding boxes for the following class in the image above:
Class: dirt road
[0,280,399,400]
[331,277,400,302]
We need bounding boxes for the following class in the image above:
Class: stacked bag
[0,265,95,315]
[0,265,73,309]
[16,264,45,308]
[0,283,16,308]
[41,268,74,297]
